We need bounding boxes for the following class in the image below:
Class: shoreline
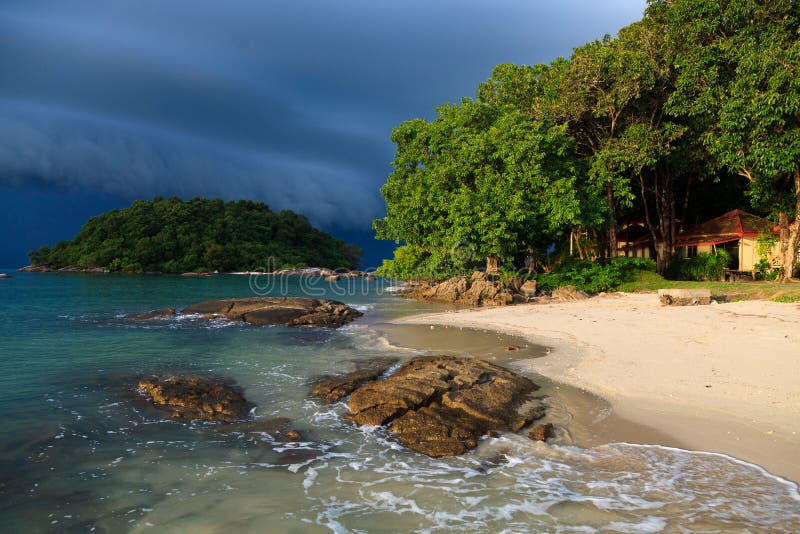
[392,293,800,483]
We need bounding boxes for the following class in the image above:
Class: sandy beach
[395,293,800,483]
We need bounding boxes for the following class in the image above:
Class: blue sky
[0,0,647,267]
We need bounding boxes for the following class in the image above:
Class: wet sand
[376,323,684,454]
[389,295,800,483]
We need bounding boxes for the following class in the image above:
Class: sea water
[1,270,798,533]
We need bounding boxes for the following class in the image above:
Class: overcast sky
[0,0,647,267]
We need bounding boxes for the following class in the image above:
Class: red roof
[676,210,777,246]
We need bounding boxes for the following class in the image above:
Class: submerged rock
[130,308,176,320]
[528,422,554,442]
[311,357,399,404]
[137,375,254,422]
[182,297,363,328]
[347,356,543,457]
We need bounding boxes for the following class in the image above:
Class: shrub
[536,257,655,293]
[665,250,730,281]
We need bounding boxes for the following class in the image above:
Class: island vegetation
[375,0,800,282]
[27,197,361,273]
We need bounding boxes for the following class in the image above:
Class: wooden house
[674,210,779,272]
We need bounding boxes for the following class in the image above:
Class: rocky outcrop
[18,264,54,272]
[312,357,399,404]
[17,264,110,273]
[130,308,176,320]
[182,297,363,328]
[0,273,11,278]
[137,375,254,422]
[345,356,544,457]
[404,272,528,306]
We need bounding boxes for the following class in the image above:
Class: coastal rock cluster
[313,355,547,457]
[18,264,110,273]
[180,297,363,328]
[271,267,376,280]
[137,375,254,422]
[403,272,532,306]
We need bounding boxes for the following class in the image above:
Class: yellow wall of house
[738,236,781,271]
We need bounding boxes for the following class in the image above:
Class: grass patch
[615,270,800,302]
[772,295,800,303]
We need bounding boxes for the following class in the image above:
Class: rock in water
[181,297,362,328]
[312,357,399,404]
[130,308,176,320]
[528,423,554,442]
[137,375,254,422]
[347,356,542,457]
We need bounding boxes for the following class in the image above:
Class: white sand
[396,293,800,482]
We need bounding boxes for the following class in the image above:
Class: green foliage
[664,250,730,281]
[374,88,598,277]
[772,295,800,303]
[536,257,655,293]
[27,197,361,273]
[374,244,476,280]
[754,259,782,282]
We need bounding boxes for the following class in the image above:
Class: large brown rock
[347,356,542,457]
[405,273,520,306]
[137,375,254,422]
[182,297,363,328]
[312,357,399,403]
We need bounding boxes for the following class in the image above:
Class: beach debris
[182,297,363,328]
[528,423,554,442]
[658,288,712,306]
[346,355,544,457]
[130,307,176,320]
[503,345,521,351]
[136,375,254,422]
[311,357,399,404]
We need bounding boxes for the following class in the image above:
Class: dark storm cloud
[0,0,646,228]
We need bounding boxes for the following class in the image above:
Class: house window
[686,246,698,258]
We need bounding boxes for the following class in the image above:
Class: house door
[720,240,740,270]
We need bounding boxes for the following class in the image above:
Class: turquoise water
[1,271,799,533]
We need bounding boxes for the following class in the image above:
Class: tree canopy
[28,197,361,273]
[375,0,800,280]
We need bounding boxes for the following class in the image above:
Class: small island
[23,197,361,273]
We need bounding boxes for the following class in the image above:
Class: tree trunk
[654,241,670,274]
[779,168,800,281]
[486,255,499,274]
[606,183,618,258]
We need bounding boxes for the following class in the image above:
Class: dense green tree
[28,197,361,272]
[659,0,800,279]
[374,96,590,277]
